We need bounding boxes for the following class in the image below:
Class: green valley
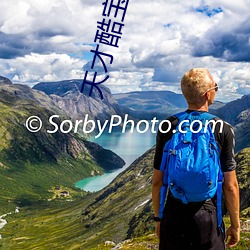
[0,147,249,249]
[0,82,124,214]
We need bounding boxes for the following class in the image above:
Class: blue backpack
[158,111,223,228]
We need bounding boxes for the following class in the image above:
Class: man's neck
[187,103,209,112]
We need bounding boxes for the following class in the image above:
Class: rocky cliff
[33,80,124,123]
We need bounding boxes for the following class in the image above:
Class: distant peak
[0,76,12,85]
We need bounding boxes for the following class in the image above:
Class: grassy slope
[0,199,88,250]
[1,148,249,249]
[235,148,250,213]
[0,87,111,214]
[89,219,250,250]
[0,149,155,249]
[1,204,249,250]
[0,156,100,212]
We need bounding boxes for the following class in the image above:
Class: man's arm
[152,169,163,239]
[223,170,240,248]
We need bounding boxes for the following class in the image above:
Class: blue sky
[0,0,249,102]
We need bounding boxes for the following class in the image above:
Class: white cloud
[0,0,249,101]
[0,53,87,86]
[98,70,154,94]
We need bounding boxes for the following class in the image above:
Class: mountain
[0,79,125,212]
[32,80,250,151]
[114,91,186,110]
[0,76,12,85]
[209,100,225,110]
[234,109,250,152]
[114,90,225,120]
[235,148,250,214]
[213,94,250,126]
[211,94,250,152]
[0,77,249,249]
[114,91,186,119]
[33,82,228,122]
[33,80,124,123]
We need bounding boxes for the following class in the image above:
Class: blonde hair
[181,68,214,104]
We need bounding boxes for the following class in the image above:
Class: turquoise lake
[75,129,156,192]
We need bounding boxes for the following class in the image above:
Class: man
[152,68,240,249]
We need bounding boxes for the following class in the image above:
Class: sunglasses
[203,83,218,95]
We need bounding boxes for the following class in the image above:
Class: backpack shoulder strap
[174,111,217,121]
[173,111,189,121]
[201,112,223,230]
[201,112,217,120]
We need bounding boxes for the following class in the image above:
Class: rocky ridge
[33,80,124,123]
[0,76,12,85]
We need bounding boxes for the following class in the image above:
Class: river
[75,129,156,192]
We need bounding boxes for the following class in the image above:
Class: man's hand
[225,225,240,248]
[155,221,161,239]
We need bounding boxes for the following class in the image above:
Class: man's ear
[204,92,209,100]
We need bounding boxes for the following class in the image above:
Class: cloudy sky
[0,0,249,102]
